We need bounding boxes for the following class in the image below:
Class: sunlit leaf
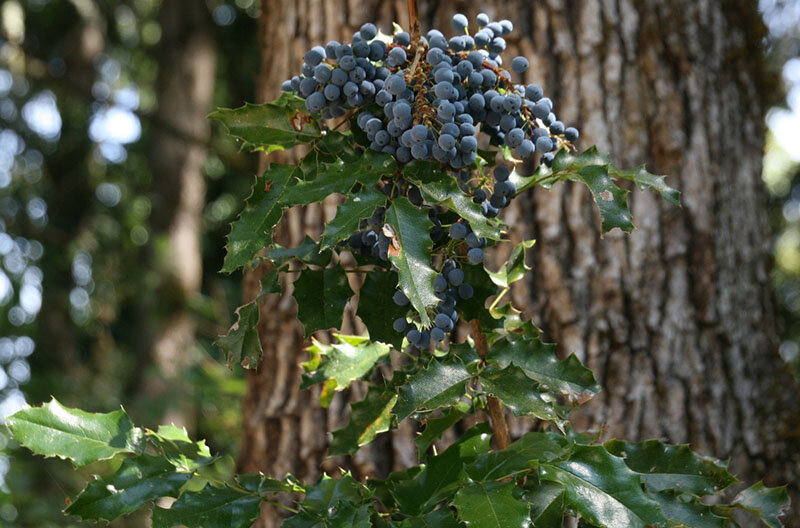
[214,301,262,369]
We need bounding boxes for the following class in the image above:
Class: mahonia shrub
[6,12,791,528]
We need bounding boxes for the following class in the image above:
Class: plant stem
[407,0,421,46]
[470,318,511,449]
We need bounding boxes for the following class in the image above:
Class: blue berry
[449,223,468,239]
[393,318,408,333]
[467,248,484,264]
[511,56,529,73]
[393,290,409,306]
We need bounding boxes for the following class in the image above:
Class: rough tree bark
[238,1,800,526]
[144,0,216,428]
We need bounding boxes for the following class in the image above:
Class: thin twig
[470,319,511,449]
[407,0,421,48]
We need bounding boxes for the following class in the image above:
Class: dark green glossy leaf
[404,161,502,240]
[395,356,477,421]
[485,239,535,288]
[6,398,144,467]
[151,484,262,528]
[65,455,191,521]
[214,301,262,369]
[539,445,667,528]
[147,425,215,472]
[221,164,295,273]
[356,270,407,349]
[282,150,396,206]
[300,473,369,514]
[385,197,438,327]
[478,365,563,425]
[321,188,388,250]
[415,402,470,459]
[651,490,731,528]
[209,93,321,152]
[524,482,565,528]
[610,164,680,206]
[487,336,600,404]
[264,235,332,268]
[259,269,281,295]
[603,439,737,495]
[465,431,570,481]
[299,131,358,180]
[292,268,352,335]
[732,481,791,528]
[457,264,496,328]
[399,508,463,527]
[284,503,372,528]
[574,164,633,233]
[329,385,398,456]
[453,481,530,528]
[236,473,297,494]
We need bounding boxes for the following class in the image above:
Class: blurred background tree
[0,1,798,527]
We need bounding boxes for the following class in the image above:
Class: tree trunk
[144,0,216,428]
[238,1,800,526]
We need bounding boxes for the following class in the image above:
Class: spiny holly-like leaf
[385,197,438,327]
[732,481,791,528]
[260,269,281,295]
[651,490,732,528]
[284,503,372,528]
[610,164,681,206]
[65,455,191,521]
[6,398,144,467]
[603,439,737,495]
[574,164,633,233]
[487,336,600,404]
[453,481,530,528]
[524,483,565,528]
[395,355,478,421]
[287,473,372,527]
[236,473,297,494]
[302,335,391,407]
[263,235,332,268]
[478,365,563,425]
[458,264,496,328]
[299,131,358,180]
[320,188,388,250]
[415,402,470,459]
[539,445,667,528]
[221,164,295,273]
[214,301,262,369]
[356,270,408,349]
[146,425,215,472]
[404,161,502,240]
[292,268,352,336]
[209,93,321,152]
[399,508,463,528]
[485,239,535,289]
[151,484,263,528]
[465,431,570,482]
[281,150,396,206]
[329,385,398,456]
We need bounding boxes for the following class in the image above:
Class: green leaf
[263,235,332,268]
[385,197,438,326]
[6,398,144,467]
[732,481,791,528]
[404,161,502,240]
[282,150,396,206]
[465,431,570,481]
[302,335,391,405]
[236,473,297,494]
[539,445,667,528]
[524,483,565,528]
[214,301,262,369]
[151,484,262,528]
[221,164,295,273]
[147,425,215,472]
[329,385,398,456]
[295,474,370,522]
[453,481,530,528]
[65,455,191,521]
[399,508,463,528]
[395,356,478,421]
[415,402,470,459]
[260,269,281,295]
[209,93,321,152]
[457,264,496,328]
[478,365,563,424]
[487,336,600,404]
[610,164,681,206]
[321,188,388,250]
[574,164,633,233]
[603,439,737,495]
[650,490,731,528]
[485,239,535,289]
[292,268,352,335]
[299,131,359,180]
[356,270,408,349]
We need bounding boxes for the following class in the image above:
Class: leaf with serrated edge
[147,425,215,472]
[6,398,144,467]
[386,197,438,326]
[221,164,295,273]
[539,445,667,528]
[453,481,530,528]
[610,164,680,206]
[415,402,470,459]
[66,455,191,521]
[236,473,297,494]
[485,240,535,289]
[357,270,408,349]
[524,482,566,528]
[399,508,462,528]
[321,188,388,249]
[151,484,262,528]
[329,385,398,455]
[465,431,570,481]
[263,235,331,268]
[732,481,791,528]
[395,356,477,421]
[651,490,732,528]
[214,301,262,369]
[603,439,737,495]
[478,365,563,425]
[209,93,321,152]
[574,164,633,233]
[292,268,352,336]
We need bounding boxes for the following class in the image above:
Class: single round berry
[449,223,468,239]
[393,290,409,306]
[393,318,408,333]
[511,56,529,73]
[467,248,484,264]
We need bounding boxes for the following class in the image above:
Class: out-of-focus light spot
[7,359,28,383]
[114,86,139,110]
[8,306,25,326]
[22,266,42,285]
[0,171,9,188]
[72,251,92,286]
[96,182,122,207]
[92,81,111,101]
[0,70,12,95]
[69,287,90,309]
[0,271,11,305]
[0,129,25,155]
[768,108,800,162]
[235,0,254,8]
[14,336,33,357]
[0,389,25,419]
[142,20,161,45]
[0,339,12,362]
[19,284,41,315]
[131,225,149,245]
[0,367,7,391]
[0,99,17,120]
[98,56,121,83]
[28,240,43,260]
[213,4,236,25]
[96,142,127,164]
[89,106,141,144]
[21,91,61,142]
[26,197,46,221]
[0,503,17,523]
